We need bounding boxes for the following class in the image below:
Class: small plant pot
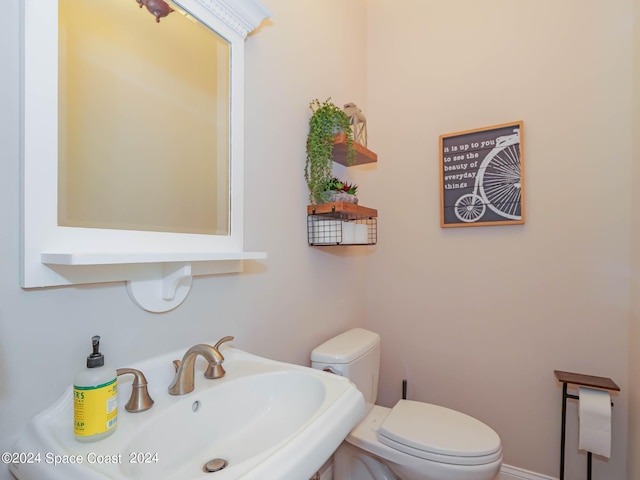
[322,191,359,204]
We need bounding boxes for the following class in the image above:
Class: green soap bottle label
[74,378,118,437]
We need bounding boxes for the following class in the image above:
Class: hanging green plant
[304,98,356,204]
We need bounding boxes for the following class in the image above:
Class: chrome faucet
[168,336,234,395]
[116,368,154,413]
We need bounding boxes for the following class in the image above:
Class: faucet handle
[116,368,154,413]
[172,359,181,372]
[214,336,234,353]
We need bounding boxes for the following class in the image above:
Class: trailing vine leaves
[305,98,356,204]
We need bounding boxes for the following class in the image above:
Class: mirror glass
[57,0,230,235]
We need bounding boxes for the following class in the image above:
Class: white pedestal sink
[9,344,365,480]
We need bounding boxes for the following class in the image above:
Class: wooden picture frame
[440,121,525,228]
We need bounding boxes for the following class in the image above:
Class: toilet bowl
[311,328,502,480]
[337,403,502,480]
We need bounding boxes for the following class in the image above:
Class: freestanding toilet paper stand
[554,370,619,480]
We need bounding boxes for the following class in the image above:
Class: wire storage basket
[307,203,377,246]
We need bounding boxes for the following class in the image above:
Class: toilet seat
[376,400,502,466]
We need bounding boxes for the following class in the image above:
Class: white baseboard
[499,464,557,480]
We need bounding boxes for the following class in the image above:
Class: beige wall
[364,0,633,479]
[1,1,638,479]
[629,0,640,477]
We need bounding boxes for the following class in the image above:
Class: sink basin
[9,344,365,480]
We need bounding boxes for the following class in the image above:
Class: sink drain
[203,458,228,473]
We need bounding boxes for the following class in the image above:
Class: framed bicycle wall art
[439,121,525,228]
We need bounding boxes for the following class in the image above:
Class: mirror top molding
[187,0,272,38]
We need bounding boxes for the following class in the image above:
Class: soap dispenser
[73,335,118,442]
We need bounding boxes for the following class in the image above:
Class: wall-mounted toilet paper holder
[554,370,620,480]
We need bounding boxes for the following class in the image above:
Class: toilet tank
[311,328,380,408]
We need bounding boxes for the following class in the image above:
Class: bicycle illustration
[453,128,521,223]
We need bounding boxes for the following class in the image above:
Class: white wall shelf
[41,251,267,266]
[34,252,267,313]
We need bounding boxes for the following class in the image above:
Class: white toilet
[311,328,503,480]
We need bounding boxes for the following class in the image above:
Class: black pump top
[87,335,105,368]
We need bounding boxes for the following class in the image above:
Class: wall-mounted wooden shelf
[307,202,377,220]
[307,135,378,246]
[307,202,377,246]
[332,134,378,166]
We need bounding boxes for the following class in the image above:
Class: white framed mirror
[21,0,270,312]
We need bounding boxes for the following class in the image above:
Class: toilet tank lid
[311,328,380,364]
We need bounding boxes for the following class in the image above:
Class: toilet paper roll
[578,387,612,458]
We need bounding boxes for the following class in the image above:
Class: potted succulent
[322,177,359,204]
[304,98,356,204]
